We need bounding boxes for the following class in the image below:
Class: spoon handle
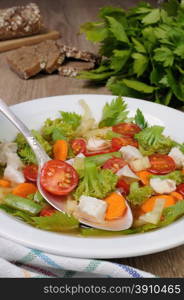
[0,98,49,165]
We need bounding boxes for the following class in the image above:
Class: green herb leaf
[142,8,161,25]
[134,109,148,129]
[99,96,129,127]
[106,16,129,43]
[122,79,155,93]
[132,53,148,77]
[135,125,174,155]
[154,47,174,67]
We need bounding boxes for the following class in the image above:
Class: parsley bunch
[79,0,184,107]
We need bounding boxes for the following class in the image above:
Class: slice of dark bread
[58,60,95,77]
[7,40,64,79]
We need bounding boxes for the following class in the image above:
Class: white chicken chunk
[0,142,25,183]
[78,195,107,223]
[120,145,143,162]
[130,156,151,172]
[116,165,139,180]
[169,147,184,169]
[150,178,176,194]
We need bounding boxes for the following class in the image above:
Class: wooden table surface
[0,0,183,278]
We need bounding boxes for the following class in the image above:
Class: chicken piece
[120,145,143,162]
[150,178,176,194]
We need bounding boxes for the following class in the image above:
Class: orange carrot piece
[170,192,183,201]
[53,140,68,161]
[0,179,11,188]
[141,195,175,213]
[12,183,37,198]
[136,171,152,185]
[104,192,127,221]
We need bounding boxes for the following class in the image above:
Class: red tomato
[102,158,127,173]
[176,184,184,197]
[71,139,86,155]
[23,164,38,182]
[112,137,138,151]
[85,148,115,157]
[148,154,176,175]
[40,160,79,196]
[40,206,56,217]
[112,123,141,137]
[117,178,130,195]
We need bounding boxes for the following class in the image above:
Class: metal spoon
[0,98,133,231]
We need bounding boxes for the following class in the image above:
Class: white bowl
[0,94,184,258]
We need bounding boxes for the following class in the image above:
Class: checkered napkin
[0,237,154,278]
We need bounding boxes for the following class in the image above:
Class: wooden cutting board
[0,30,61,53]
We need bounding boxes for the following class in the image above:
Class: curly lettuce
[74,161,118,200]
[128,182,153,206]
[15,130,52,164]
[135,125,174,155]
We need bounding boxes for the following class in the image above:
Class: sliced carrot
[53,140,68,161]
[12,183,37,198]
[136,171,152,185]
[104,192,127,221]
[0,179,11,188]
[170,192,183,201]
[182,170,184,175]
[141,195,175,213]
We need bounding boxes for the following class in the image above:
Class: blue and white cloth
[0,237,155,278]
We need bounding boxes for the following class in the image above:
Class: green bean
[85,151,121,166]
[4,194,42,216]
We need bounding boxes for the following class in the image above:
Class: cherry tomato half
[40,206,57,217]
[112,123,141,137]
[112,137,138,151]
[71,139,86,155]
[23,164,38,182]
[148,154,176,175]
[117,178,130,195]
[102,157,127,173]
[176,183,184,197]
[40,160,79,196]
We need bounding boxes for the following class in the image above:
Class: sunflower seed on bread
[58,60,95,77]
[0,3,44,41]
[59,44,101,64]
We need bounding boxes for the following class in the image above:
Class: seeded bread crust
[0,3,44,41]
[59,44,101,64]
[7,40,63,79]
[59,60,95,77]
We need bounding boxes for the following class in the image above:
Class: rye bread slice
[7,46,41,79]
[58,60,95,77]
[59,44,100,64]
[7,40,64,79]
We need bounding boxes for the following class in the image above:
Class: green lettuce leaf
[32,212,79,232]
[15,130,52,164]
[128,182,153,206]
[99,96,129,128]
[74,161,118,200]
[135,125,174,155]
